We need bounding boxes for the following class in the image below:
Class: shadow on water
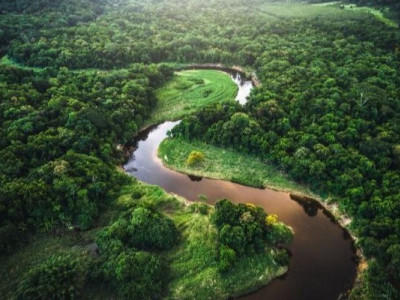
[187,174,203,182]
[124,122,358,300]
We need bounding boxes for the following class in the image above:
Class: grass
[145,69,238,127]
[0,55,44,72]
[257,2,362,19]
[159,137,318,197]
[343,4,398,28]
[256,2,398,28]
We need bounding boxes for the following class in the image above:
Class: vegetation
[0,0,399,298]
[147,69,238,126]
[186,150,205,166]
[94,205,178,298]
[17,253,87,299]
[167,198,290,299]
[0,181,290,299]
[0,63,173,253]
[159,137,315,194]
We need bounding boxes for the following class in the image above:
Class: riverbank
[165,192,289,299]
[0,179,290,299]
[158,137,319,198]
[117,183,292,299]
[158,136,366,292]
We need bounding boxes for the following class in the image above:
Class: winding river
[124,72,357,300]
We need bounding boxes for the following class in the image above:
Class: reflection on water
[290,194,320,217]
[188,174,203,182]
[230,72,253,105]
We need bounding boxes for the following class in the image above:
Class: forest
[0,0,399,299]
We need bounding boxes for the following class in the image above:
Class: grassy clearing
[343,4,398,28]
[159,137,318,197]
[0,55,43,72]
[258,3,361,19]
[258,2,397,28]
[145,69,238,126]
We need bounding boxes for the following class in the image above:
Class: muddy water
[124,70,357,299]
[124,121,357,300]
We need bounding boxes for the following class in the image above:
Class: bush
[219,224,246,256]
[128,207,179,251]
[274,249,290,266]
[96,206,179,253]
[187,202,209,215]
[111,251,167,299]
[186,151,205,166]
[17,253,86,299]
[218,245,236,273]
[267,222,293,247]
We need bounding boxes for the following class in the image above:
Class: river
[124,71,357,300]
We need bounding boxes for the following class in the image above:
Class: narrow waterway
[124,71,357,300]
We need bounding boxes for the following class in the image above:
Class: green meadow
[145,69,238,126]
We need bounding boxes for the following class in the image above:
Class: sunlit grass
[344,4,398,28]
[159,137,318,197]
[145,69,238,127]
[0,55,43,72]
[256,2,397,28]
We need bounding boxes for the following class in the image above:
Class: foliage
[0,0,399,297]
[168,7,400,289]
[265,214,278,227]
[96,206,179,253]
[213,199,291,271]
[218,245,237,272]
[186,150,205,166]
[129,207,179,250]
[99,250,167,299]
[167,202,289,300]
[0,63,173,251]
[16,253,86,299]
[94,204,178,298]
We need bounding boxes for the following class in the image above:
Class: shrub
[111,251,167,299]
[218,245,236,273]
[17,253,86,299]
[267,222,293,246]
[186,151,205,166]
[187,202,209,215]
[219,224,246,256]
[275,249,290,266]
[96,206,179,252]
[265,214,278,227]
[128,207,179,250]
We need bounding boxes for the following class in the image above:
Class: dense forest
[0,0,399,298]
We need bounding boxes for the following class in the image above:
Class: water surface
[124,121,357,300]
[124,70,357,299]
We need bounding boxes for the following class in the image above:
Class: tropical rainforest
[0,0,399,299]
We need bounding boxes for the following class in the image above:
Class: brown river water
[124,72,357,300]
